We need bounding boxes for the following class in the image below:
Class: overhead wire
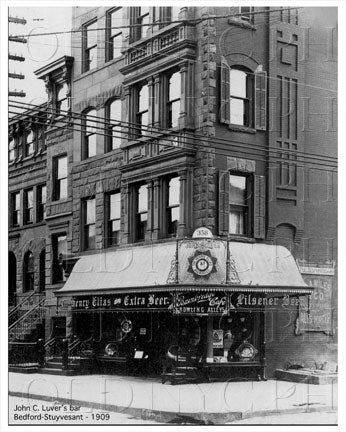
[9,99,338,165]
[14,7,301,38]
[9,102,338,172]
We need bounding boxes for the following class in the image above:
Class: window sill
[227,235,255,243]
[228,124,256,134]
[228,18,256,30]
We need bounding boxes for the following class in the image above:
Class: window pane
[57,156,67,179]
[58,83,69,112]
[15,193,20,210]
[171,7,180,21]
[88,46,97,69]
[110,193,121,219]
[110,8,122,36]
[168,177,180,206]
[112,219,120,232]
[27,130,34,144]
[230,98,245,125]
[110,100,121,121]
[60,178,68,200]
[112,125,122,149]
[27,190,33,208]
[229,211,244,235]
[170,100,180,128]
[41,186,47,204]
[230,69,247,98]
[139,85,149,112]
[229,175,246,205]
[86,199,95,224]
[86,110,97,133]
[87,225,96,249]
[57,235,67,256]
[87,134,97,157]
[27,252,35,272]
[169,72,181,101]
[86,21,97,47]
[138,185,148,213]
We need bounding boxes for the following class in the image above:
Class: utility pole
[9,15,27,98]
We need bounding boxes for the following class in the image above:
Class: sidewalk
[8,372,338,424]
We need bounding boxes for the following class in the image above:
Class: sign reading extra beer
[72,292,173,311]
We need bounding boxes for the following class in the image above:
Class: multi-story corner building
[9,6,337,380]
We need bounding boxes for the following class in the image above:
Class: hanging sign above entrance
[192,227,214,238]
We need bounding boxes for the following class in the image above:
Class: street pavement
[8,372,338,425]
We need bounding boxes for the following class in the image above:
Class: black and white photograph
[1,1,345,430]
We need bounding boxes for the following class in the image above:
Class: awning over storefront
[55,240,309,296]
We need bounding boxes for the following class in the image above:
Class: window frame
[105,191,121,247]
[23,251,35,292]
[52,233,67,284]
[135,184,148,242]
[82,197,96,250]
[166,70,181,129]
[82,19,98,73]
[37,184,47,222]
[165,175,180,238]
[24,188,34,225]
[238,6,254,24]
[82,109,97,159]
[228,173,252,236]
[229,67,254,127]
[9,136,16,162]
[105,99,122,152]
[53,154,68,201]
[106,7,123,62]
[11,192,21,227]
[25,128,35,157]
[135,83,149,137]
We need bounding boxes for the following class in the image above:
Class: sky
[9,7,72,108]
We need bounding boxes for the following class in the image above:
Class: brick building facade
[9,6,337,378]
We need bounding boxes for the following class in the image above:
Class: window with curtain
[24,189,34,224]
[229,175,248,235]
[83,198,96,250]
[12,192,20,227]
[106,192,121,246]
[53,234,67,283]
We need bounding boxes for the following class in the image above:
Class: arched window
[82,108,97,159]
[106,99,122,151]
[23,251,35,292]
[39,249,46,292]
[9,252,17,306]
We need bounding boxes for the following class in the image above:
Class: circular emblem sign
[191,254,214,276]
[121,319,132,333]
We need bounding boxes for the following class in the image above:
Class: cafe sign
[173,292,228,315]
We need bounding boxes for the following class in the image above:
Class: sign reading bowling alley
[174,292,228,315]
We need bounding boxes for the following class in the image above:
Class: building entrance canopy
[55,239,310,297]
